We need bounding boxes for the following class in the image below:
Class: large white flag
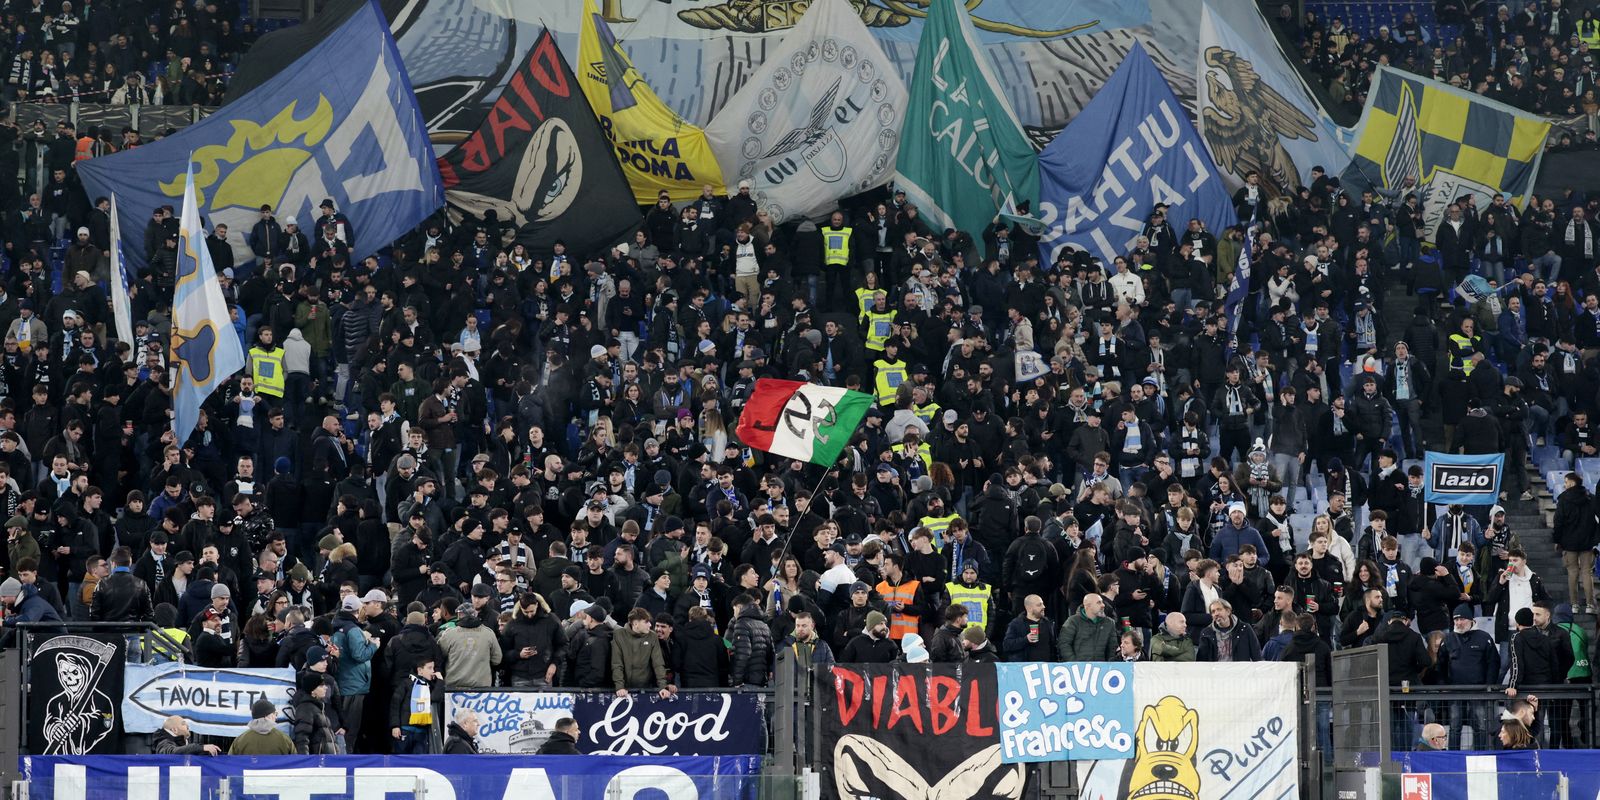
[108,194,134,352]
[703,0,907,223]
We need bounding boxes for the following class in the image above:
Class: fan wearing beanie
[228,698,295,755]
[290,648,338,755]
[1506,605,1561,697]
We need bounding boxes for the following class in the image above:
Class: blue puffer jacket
[331,611,377,696]
[4,584,62,625]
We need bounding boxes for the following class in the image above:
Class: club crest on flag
[1015,350,1049,384]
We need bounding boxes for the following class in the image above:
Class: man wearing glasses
[1418,722,1449,750]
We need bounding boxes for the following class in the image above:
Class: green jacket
[1057,609,1118,662]
[1150,630,1197,662]
[1558,621,1593,681]
[611,625,667,690]
[294,300,332,355]
[228,725,295,755]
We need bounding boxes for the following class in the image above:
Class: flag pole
[769,462,847,579]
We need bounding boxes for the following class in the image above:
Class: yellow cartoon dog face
[1126,696,1200,800]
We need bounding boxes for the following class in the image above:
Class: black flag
[437,30,641,256]
[27,634,124,755]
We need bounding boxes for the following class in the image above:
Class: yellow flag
[578,0,725,203]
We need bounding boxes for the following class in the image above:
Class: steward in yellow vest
[872,341,908,407]
[861,292,895,355]
[945,563,993,631]
[248,328,286,398]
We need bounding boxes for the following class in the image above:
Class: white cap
[1227,501,1247,515]
[284,216,298,226]
[590,344,606,358]
[738,179,752,189]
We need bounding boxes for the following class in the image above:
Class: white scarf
[1566,219,1594,257]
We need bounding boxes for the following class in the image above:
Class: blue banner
[122,664,294,737]
[1423,451,1505,505]
[77,0,441,274]
[1033,44,1234,266]
[23,754,761,800]
[1394,751,1572,800]
[994,662,1135,763]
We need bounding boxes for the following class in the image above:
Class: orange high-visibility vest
[876,578,920,640]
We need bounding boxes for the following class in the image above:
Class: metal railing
[1314,684,1598,752]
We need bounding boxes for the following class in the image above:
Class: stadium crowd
[1279,0,1600,119]
[0,6,1594,758]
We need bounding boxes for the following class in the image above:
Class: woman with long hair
[1341,559,1386,619]
[764,554,802,616]
[1063,548,1101,614]
[700,407,728,463]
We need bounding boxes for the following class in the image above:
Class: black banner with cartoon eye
[437,30,640,259]
[818,662,1024,800]
[27,633,125,755]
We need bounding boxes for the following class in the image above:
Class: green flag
[895,0,1038,238]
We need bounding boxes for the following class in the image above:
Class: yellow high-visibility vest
[945,582,992,627]
[250,346,286,397]
[920,513,959,549]
[823,226,853,267]
[863,310,895,352]
[855,287,877,316]
[873,358,906,406]
[913,401,941,426]
[1448,333,1476,377]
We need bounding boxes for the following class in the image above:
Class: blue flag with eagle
[172,163,247,446]
[76,0,441,274]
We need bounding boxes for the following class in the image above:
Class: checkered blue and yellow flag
[1342,65,1549,242]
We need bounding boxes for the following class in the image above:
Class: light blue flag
[171,164,246,446]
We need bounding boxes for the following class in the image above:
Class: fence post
[773,654,798,781]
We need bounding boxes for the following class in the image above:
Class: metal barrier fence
[1316,684,1598,753]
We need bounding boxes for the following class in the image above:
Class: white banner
[121,664,294,736]
[445,690,575,754]
[1074,663,1300,800]
[703,0,907,223]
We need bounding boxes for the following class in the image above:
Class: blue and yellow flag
[77,0,441,273]
[1341,66,1549,241]
[171,164,246,446]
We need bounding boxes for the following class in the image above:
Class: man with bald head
[1002,593,1056,661]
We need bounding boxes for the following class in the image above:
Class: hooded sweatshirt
[228,717,295,755]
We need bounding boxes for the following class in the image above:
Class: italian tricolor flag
[735,379,872,466]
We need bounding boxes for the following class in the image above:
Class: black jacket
[90,568,153,621]
[442,722,478,754]
[1554,485,1598,552]
[574,625,614,689]
[499,606,567,684]
[1508,626,1562,689]
[1441,628,1499,686]
[671,618,727,689]
[839,631,900,663]
[1374,620,1434,684]
[1279,629,1332,686]
[385,623,447,685]
[536,730,581,755]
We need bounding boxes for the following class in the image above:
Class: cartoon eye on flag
[170,162,246,446]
